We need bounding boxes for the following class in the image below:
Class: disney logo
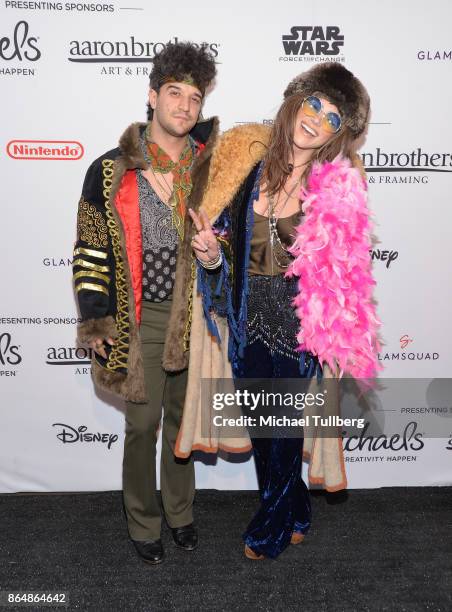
[52,423,118,449]
[0,332,22,366]
[344,421,424,452]
[370,249,398,268]
[0,21,41,62]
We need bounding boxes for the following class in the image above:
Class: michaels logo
[68,36,219,63]
[280,26,344,62]
[7,140,84,160]
[0,332,22,366]
[344,421,424,452]
[0,21,41,61]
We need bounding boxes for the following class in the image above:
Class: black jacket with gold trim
[73,118,219,403]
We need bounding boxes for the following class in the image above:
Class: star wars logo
[281,26,344,61]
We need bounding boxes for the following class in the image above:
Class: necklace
[267,181,300,269]
[288,160,308,173]
[143,124,194,241]
[149,166,173,200]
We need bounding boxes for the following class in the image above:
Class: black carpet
[1,488,451,612]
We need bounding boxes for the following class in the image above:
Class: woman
[188,63,380,559]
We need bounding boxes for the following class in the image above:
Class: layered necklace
[265,170,305,269]
[144,124,194,241]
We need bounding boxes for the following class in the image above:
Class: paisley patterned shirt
[137,134,197,302]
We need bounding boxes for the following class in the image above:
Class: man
[72,42,218,564]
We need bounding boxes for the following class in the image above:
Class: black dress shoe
[171,523,198,551]
[132,539,164,565]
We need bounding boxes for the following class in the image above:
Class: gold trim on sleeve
[73,270,110,284]
[75,282,109,296]
[73,258,110,273]
[73,247,108,260]
[102,158,130,371]
[77,197,108,248]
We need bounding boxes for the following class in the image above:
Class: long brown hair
[261,93,356,197]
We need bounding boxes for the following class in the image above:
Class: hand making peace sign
[188,208,220,264]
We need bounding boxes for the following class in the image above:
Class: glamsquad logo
[378,335,439,363]
[52,424,118,450]
[7,140,84,160]
[0,21,41,77]
[280,26,344,63]
[417,49,451,61]
[362,148,452,185]
[67,36,220,76]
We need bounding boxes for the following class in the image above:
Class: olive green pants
[122,299,194,541]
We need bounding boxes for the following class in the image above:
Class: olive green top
[248,209,302,276]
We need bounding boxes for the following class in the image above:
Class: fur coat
[73,118,219,403]
[176,123,379,492]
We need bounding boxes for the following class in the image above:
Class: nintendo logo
[6,140,84,160]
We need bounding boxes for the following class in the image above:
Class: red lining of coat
[114,169,143,325]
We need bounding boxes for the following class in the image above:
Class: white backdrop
[1,0,451,492]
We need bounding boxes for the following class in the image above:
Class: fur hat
[284,64,370,138]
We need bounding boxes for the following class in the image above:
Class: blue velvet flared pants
[235,339,313,559]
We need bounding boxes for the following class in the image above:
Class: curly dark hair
[147,41,216,120]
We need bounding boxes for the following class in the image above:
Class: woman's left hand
[188,208,220,263]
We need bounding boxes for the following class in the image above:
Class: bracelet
[199,250,223,270]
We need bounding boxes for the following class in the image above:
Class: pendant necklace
[267,180,301,269]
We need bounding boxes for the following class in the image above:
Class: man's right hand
[88,337,115,359]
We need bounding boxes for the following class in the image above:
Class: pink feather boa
[287,155,381,379]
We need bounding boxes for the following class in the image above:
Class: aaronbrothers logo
[46,346,92,366]
[0,21,41,62]
[378,335,439,362]
[68,36,219,63]
[0,332,22,366]
[362,148,452,184]
[280,26,344,62]
[7,140,84,160]
[52,423,118,450]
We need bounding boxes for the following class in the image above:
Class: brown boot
[290,532,305,545]
[244,544,265,560]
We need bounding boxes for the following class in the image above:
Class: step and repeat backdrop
[1,0,451,492]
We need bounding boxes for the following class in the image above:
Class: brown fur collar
[201,123,271,220]
[200,124,367,221]
[117,118,220,172]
